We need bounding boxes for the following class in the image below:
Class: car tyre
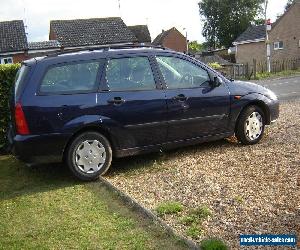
[236,105,266,145]
[66,131,112,181]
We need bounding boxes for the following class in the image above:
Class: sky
[0,0,289,43]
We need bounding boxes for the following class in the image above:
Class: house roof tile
[50,17,138,47]
[234,25,266,43]
[28,40,61,50]
[0,20,28,53]
[128,25,151,43]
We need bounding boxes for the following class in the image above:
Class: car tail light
[15,103,30,135]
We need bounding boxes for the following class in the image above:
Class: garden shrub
[0,64,20,148]
[207,62,223,70]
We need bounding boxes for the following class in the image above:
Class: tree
[199,0,264,49]
[188,41,205,54]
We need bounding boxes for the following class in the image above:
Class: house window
[0,57,13,64]
[274,41,284,50]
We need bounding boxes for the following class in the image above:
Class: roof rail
[46,43,167,57]
[103,44,167,50]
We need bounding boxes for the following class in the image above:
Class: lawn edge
[99,177,200,250]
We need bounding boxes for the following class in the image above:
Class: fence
[222,58,300,79]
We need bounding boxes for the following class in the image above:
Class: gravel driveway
[106,100,300,249]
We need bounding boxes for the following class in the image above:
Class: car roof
[24,46,185,65]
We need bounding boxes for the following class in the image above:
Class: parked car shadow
[107,138,241,177]
[0,155,81,202]
[0,138,241,201]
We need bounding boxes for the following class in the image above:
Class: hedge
[0,64,20,148]
[207,62,223,70]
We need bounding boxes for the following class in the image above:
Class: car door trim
[124,114,226,129]
[124,120,167,129]
[168,114,227,125]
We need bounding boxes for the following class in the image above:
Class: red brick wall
[162,29,187,53]
[12,53,28,63]
[49,27,57,40]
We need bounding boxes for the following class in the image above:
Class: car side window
[106,57,156,91]
[156,56,211,89]
[40,61,102,94]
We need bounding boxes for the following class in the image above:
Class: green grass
[0,155,188,249]
[181,205,212,239]
[255,69,300,80]
[182,205,212,226]
[186,225,203,239]
[200,238,228,250]
[234,195,244,204]
[155,201,184,216]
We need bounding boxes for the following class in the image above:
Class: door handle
[107,97,125,105]
[173,94,188,102]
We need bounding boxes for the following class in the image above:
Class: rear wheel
[236,105,265,145]
[66,132,112,181]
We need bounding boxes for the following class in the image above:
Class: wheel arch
[235,100,270,133]
[62,125,117,162]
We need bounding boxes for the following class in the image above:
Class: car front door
[96,55,168,150]
[155,55,230,142]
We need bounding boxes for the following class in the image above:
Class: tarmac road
[252,75,300,101]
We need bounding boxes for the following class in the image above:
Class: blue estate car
[8,45,279,180]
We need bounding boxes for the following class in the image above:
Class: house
[28,40,61,58]
[233,25,266,65]
[269,0,300,61]
[0,20,28,64]
[153,27,187,52]
[49,17,138,49]
[128,25,151,44]
[233,0,300,65]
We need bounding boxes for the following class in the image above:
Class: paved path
[252,75,300,100]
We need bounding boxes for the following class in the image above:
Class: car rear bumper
[8,128,70,165]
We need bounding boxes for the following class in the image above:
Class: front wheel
[66,132,112,181]
[236,105,266,145]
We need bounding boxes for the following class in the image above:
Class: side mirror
[211,76,222,88]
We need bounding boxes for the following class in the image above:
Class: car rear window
[14,65,30,99]
[39,60,103,94]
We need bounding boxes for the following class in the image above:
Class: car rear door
[154,54,230,142]
[96,54,168,150]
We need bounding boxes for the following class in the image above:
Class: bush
[0,64,20,148]
[207,62,223,70]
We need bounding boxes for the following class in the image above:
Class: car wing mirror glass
[210,76,222,88]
